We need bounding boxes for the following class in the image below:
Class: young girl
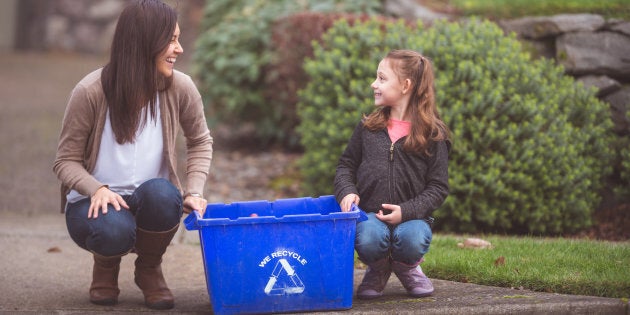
[335,49,450,299]
[53,0,212,310]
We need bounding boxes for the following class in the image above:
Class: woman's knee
[138,178,182,205]
[84,210,136,256]
[88,224,135,256]
[137,179,181,212]
[133,178,182,231]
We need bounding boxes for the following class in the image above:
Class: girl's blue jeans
[355,212,432,266]
[65,178,183,257]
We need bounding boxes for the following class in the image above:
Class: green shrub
[614,112,630,199]
[620,145,630,196]
[297,18,412,194]
[192,0,381,148]
[266,12,373,148]
[297,17,614,235]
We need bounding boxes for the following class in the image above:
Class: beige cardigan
[53,68,213,213]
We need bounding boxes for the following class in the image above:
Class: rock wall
[25,1,630,139]
[24,0,203,57]
[499,14,630,135]
[45,0,126,54]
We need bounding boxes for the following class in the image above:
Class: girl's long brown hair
[364,49,450,155]
[101,0,176,144]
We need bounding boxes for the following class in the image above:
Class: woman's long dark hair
[101,0,177,144]
[364,50,450,155]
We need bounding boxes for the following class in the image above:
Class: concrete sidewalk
[0,212,626,315]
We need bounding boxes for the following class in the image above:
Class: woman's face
[371,58,406,108]
[156,23,183,78]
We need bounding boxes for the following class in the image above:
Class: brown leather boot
[90,253,122,305]
[134,225,178,310]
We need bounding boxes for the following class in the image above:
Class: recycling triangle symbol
[264,258,305,295]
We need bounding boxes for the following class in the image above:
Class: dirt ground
[0,51,301,218]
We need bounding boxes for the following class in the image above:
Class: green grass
[426,0,630,19]
[421,234,630,299]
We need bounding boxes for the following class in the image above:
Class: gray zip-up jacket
[334,121,449,223]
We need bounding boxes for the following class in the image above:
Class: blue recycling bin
[184,195,365,315]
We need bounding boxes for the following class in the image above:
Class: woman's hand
[375,203,402,224]
[340,193,360,212]
[184,194,207,216]
[89,186,129,219]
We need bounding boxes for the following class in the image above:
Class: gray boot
[392,261,434,297]
[356,258,392,299]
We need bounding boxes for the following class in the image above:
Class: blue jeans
[65,178,183,257]
[355,213,432,265]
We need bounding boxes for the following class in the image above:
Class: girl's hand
[376,203,402,224]
[340,194,360,212]
[89,186,129,219]
[184,194,207,217]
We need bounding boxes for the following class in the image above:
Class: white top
[66,99,168,203]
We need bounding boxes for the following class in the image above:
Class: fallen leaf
[47,246,61,253]
[494,256,505,266]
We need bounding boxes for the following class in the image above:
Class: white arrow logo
[264,258,305,295]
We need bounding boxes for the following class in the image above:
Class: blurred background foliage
[297,18,613,235]
[193,0,629,235]
[192,0,381,149]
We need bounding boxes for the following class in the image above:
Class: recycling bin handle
[351,203,368,222]
[184,210,202,230]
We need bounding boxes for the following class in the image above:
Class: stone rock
[73,22,103,54]
[55,0,89,19]
[45,15,70,50]
[99,21,118,54]
[521,38,555,59]
[457,238,493,249]
[604,86,630,135]
[556,31,630,80]
[499,14,605,40]
[88,0,126,21]
[577,75,621,97]
[607,20,630,36]
[384,0,451,22]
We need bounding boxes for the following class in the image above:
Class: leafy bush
[192,0,381,148]
[619,144,630,195]
[614,112,630,199]
[297,18,411,194]
[297,17,614,235]
[266,12,373,148]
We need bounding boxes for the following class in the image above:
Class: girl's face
[371,58,407,108]
[156,23,183,78]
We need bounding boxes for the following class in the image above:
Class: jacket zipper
[389,142,395,162]
[389,142,395,202]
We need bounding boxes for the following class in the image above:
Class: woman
[335,50,450,299]
[53,0,212,310]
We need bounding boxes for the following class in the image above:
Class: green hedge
[615,113,630,198]
[297,17,614,235]
[192,0,381,147]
